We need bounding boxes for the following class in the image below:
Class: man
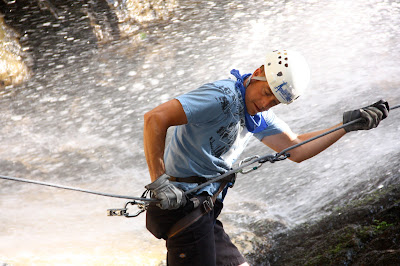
[143,49,389,265]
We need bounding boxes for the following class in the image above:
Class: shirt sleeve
[253,110,291,141]
[176,82,233,124]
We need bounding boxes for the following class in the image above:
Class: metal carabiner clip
[107,200,148,218]
[239,155,262,174]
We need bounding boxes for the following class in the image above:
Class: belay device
[107,190,150,218]
[107,200,147,217]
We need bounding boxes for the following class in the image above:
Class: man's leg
[213,199,247,266]
[166,207,217,265]
[214,219,247,266]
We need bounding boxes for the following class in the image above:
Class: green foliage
[372,219,394,232]
[139,32,147,39]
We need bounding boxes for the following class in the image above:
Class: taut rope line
[0,103,398,206]
[0,174,157,202]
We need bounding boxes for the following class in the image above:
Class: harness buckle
[202,196,214,212]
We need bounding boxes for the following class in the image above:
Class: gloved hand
[145,174,186,210]
[343,99,389,133]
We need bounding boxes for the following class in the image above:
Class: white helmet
[253,49,310,104]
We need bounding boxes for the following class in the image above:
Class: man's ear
[253,66,265,77]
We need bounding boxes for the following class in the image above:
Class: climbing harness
[0,104,398,218]
[167,178,232,238]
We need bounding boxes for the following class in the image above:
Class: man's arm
[143,99,188,182]
[261,99,389,163]
[261,124,346,163]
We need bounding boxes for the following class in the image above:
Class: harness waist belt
[169,174,236,185]
[166,173,237,238]
[167,179,230,238]
[169,176,208,184]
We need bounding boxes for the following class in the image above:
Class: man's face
[245,77,280,115]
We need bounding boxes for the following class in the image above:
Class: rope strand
[0,103,398,200]
[0,174,157,202]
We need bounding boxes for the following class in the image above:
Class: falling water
[0,0,399,264]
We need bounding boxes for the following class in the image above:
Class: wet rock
[0,1,111,73]
[246,183,400,265]
[114,0,177,24]
[0,16,30,88]
[0,0,177,83]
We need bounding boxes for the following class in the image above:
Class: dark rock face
[246,184,400,266]
[0,1,106,72]
[0,0,176,81]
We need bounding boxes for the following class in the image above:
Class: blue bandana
[230,69,268,133]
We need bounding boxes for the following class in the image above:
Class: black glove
[343,99,389,133]
[145,174,186,210]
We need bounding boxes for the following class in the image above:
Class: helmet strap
[250,76,267,82]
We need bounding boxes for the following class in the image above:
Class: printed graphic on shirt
[209,86,243,158]
[216,96,230,115]
[210,122,237,157]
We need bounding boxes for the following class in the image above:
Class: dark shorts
[146,197,246,266]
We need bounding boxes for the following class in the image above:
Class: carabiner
[124,201,147,217]
[239,155,263,174]
[107,200,148,218]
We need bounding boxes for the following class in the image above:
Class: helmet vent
[279,61,282,64]
[285,63,289,67]
[277,72,283,76]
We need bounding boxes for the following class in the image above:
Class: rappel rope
[0,174,157,202]
[0,103,399,217]
[184,103,400,195]
[0,174,156,217]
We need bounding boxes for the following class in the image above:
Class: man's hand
[343,99,389,133]
[145,174,186,210]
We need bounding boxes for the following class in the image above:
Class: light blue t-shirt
[164,78,290,195]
